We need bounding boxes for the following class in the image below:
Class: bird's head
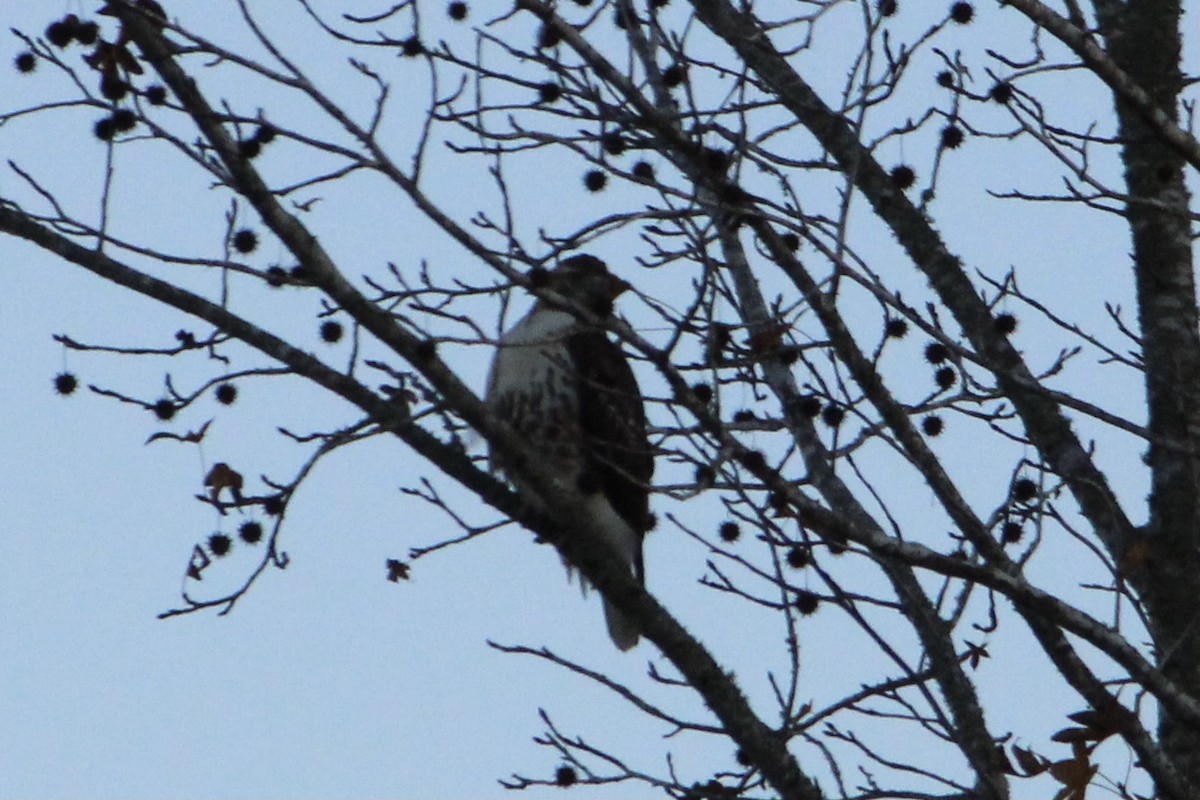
[538,254,630,317]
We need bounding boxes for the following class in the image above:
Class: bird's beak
[607,274,631,299]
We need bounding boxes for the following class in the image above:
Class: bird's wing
[566,330,653,577]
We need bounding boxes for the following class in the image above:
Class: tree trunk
[1100,0,1200,789]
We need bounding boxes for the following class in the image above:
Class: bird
[485,254,654,650]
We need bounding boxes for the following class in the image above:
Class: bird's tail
[603,599,639,651]
[567,495,645,650]
[598,510,644,651]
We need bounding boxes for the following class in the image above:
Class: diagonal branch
[0,196,823,800]
[684,0,1137,562]
[1000,0,1200,172]
[29,6,833,799]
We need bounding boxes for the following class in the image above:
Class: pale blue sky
[0,2,1169,798]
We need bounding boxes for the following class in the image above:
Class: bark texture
[1099,0,1200,789]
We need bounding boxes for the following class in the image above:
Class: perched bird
[485,254,654,650]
